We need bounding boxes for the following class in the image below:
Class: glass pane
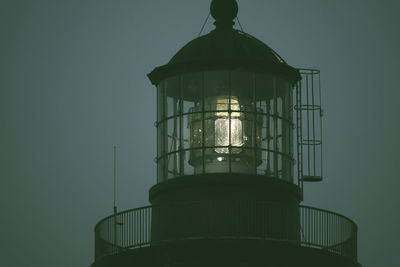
[166,76,180,118]
[204,112,215,148]
[282,154,292,183]
[167,118,180,154]
[231,70,254,111]
[277,97,283,117]
[283,85,291,120]
[269,98,275,117]
[255,72,274,102]
[231,148,256,174]
[213,97,243,153]
[277,118,282,153]
[256,149,267,176]
[242,113,255,148]
[204,148,229,173]
[182,72,202,114]
[157,121,166,157]
[267,150,275,177]
[188,148,202,174]
[214,117,243,154]
[269,114,275,151]
[230,118,243,151]
[204,71,229,110]
[167,152,180,179]
[166,96,179,118]
[261,115,269,150]
[282,119,290,155]
[187,113,202,150]
[184,149,199,175]
[215,118,229,153]
[157,156,165,183]
[276,76,289,98]
[277,154,283,179]
[157,82,165,122]
[182,115,190,150]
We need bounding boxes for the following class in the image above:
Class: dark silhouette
[91,1,361,266]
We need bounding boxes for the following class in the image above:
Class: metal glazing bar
[253,73,257,173]
[157,146,294,162]
[172,98,178,175]
[299,81,304,188]
[179,76,184,176]
[319,74,324,178]
[282,90,287,180]
[306,74,310,175]
[156,86,159,181]
[273,77,278,178]
[289,86,294,183]
[202,72,205,174]
[311,73,316,176]
[295,83,301,186]
[228,71,232,173]
[266,102,271,173]
[157,108,293,125]
[163,82,168,181]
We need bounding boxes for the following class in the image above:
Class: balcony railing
[94,202,357,262]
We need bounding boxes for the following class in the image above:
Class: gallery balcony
[93,201,358,267]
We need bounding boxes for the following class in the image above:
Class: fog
[1,1,399,266]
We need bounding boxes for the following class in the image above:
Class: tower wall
[149,174,301,244]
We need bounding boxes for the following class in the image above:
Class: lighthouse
[91,1,361,267]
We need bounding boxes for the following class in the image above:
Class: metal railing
[94,202,357,262]
[295,69,324,184]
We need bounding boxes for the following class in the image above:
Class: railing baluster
[94,203,357,262]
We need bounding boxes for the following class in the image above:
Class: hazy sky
[1,1,399,266]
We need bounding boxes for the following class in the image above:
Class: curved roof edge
[148,29,301,85]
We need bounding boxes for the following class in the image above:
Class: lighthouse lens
[214,97,243,154]
[156,70,294,183]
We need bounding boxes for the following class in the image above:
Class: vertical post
[113,145,118,251]
[289,83,294,183]
[319,73,324,179]
[114,145,117,211]
[163,83,168,181]
[202,72,206,174]
[282,84,288,181]
[252,73,257,173]
[311,73,316,176]
[266,100,270,173]
[297,82,300,184]
[179,76,184,176]
[273,76,278,178]
[228,71,232,173]
[306,74,310,176]
[299,79,304,189]
[173,98,178,175]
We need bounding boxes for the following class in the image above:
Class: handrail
[94,205,152,230]
[94,202,357,262]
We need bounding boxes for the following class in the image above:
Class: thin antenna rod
[198,12,211,37]
[114,145,117,210]
[236,16,244,31]
[113,145,118,248]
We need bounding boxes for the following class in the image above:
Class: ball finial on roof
[210,0,238,27]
